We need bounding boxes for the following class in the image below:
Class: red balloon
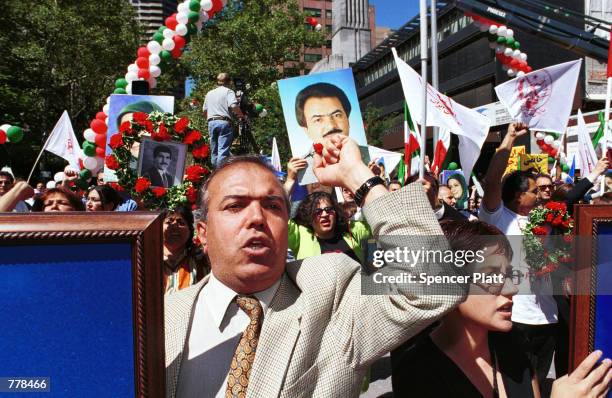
[90,119,107,134]
[550,149,558,157]
[510,59,520,69]
[137,47,150,58]
[171,47,182,59]
[96,111,106,120]
[94,133,107,147]
[0,130,6,144]
[173,35,186,49]
[138,69,151,80]
[136,56,149,69]
[541,144,551,152]
[78,158,84,169]
[95,146,106,157]
[211,0,223,13]
[165,16,178,30]
[526,66,533,73]
[536,139,544,147]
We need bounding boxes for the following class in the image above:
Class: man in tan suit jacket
[165,136,466,397]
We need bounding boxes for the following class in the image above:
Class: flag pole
[26,131,52,184]
[430,0,439,152]
[601,27,612,194]
[419,0,428,179]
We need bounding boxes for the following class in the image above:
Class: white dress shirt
[176,273,280,398]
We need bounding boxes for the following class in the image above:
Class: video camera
[233,77,259,118]
[232,77,259,153]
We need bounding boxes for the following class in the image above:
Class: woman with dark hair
[86,185,122,211]
[393,219,612,398]
[32,187,85,212]
[162,204,209,294]
[289,191,371,264]
[448,173,469,210]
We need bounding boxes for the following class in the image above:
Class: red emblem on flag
[517,71,552,117]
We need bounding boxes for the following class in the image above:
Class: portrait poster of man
[104,94,175,183]
[278,69,368,185]
[137,138,187,188]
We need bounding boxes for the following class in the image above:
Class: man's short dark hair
[501,170,536,205]
[198,155,290,221]
[0,171,14,184]
[535,173,552,182]
[295,83,352,127]
[153,145,172,158]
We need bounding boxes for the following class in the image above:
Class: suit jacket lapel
[247,273,302,398]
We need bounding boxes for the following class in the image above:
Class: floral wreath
[522,201,574,277]
[105,111,210,210]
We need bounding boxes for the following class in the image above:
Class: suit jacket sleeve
[565,177,593,214]
[327,183,467,369]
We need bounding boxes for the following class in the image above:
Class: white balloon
[561,172,569,181]
[201,0,213,11]
[126,83,133,94]
[259,109,268,117]
[147,40,162,55]
[84,128,96,142]
[105,117,108,125]
[497,26,507,36]
[103,104,110,115]
[315,24,322,31]
[200,10,209,23]
[495,45,504,54]
[553,140,561,148]
[504,47,513,56]
[125,71,138,83]
[163,28,175,39]
[512,49,521,58]
[520,52,527,61]
[106,96,111,104]
[148,77,157,89]
[177,12,189,25]
[478,23,489,32]
[177,2,188,12]
[162,38,175,51]
[507,68,516,77]
[535,132,545,140]
[149,53,161,66]
[54,172,66,182]
[95,156,105,172]
[175,23,188,36]
[544,135,554,145]
[64,165,78,174]
[0,124,11,131]
[505,28,514,38]
[196,19,204,31]
[489,25,498,34]
[46,180,56,189]
[149,65,161,78]
[127,63,138,73]
[83,156,98,171]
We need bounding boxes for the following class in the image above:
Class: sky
[370,0,420,30]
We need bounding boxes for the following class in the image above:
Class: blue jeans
[208,120,234,167]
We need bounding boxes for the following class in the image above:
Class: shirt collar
[207,272,281,329]
[434,204,445,220]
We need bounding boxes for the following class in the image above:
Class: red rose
[109,182,124,192]
[105,154,119,170]
[186,185,197,203]
[559,255,572,263]
[152,186,166,197]
[192,144,210,159]
[109,133,124,149]
[533,226,548,235]
[152,123,171,141]
[552,216,563,227]
[546,213,554,223]
[186,165,207,182]
[134,177,151,193]
[132,112,148,123]
[119,121,132,135]
[183,130,202,145]
[143,120,154,133]
[174,117,189,133]
[193,236,202,246]
[313,143,323,155]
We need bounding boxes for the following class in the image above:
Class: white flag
[576,109,598,175]
[43,111,83,170]
[392,48,490,181]
[271,137,281,172]
[495,59,582,133]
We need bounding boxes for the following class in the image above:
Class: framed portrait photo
[137,137,187,188]
[0,213,164,397]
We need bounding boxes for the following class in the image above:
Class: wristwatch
[354,176,385,207]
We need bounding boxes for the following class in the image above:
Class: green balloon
[114,87,127,94]
[562,164,570,172]
[82,141,96,157]
[189,0,201,12]
[158,26,166,33]
[188,11,200,22]
[496,36,506,44]
[512,40,520,50]
[548,156,555,163]
[153,32,164,44]
[255,104,264,113]
[115,78,128,89]
[6,126,23,143]
[160,50,172,61]
[79,169,92,180]
[505,38,515,47]
[75,178,89,190]
[448,162,458,170]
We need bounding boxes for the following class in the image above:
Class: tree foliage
[180,0,324,164]
[0,0,141,177]
[362,105,398,148]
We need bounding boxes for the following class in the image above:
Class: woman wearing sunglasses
[288,191,371,264]
[392,219,612,398]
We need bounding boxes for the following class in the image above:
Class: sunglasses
[538,184,553,191]
[314,206,336,217]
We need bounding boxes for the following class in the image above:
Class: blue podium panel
[0,243,135,397]
[596,226,612,369]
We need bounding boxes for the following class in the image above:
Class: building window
[326,40,332,49]
[326,10,332,19]
[326,24,332,32]
[284,68,300,77]
[304,8,321,17]
[304,53,323,62]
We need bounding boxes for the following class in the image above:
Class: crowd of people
[3,123,612,398]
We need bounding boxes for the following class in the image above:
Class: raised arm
[482,122,529,211]
[0,181,34,212]
[283,157,308,198]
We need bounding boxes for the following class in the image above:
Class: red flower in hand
[174,117,190,133]
[183,130,202,145]
[185,165,207,182]
[152,187,167,197]
[119,121,132,135]
[109,133,124,149]
[313,143,323,155]
[105,154,119,170]
[186,185,197,203]
[192,144,210,159]
[135,177,151,193]
[533,226,548,235]
[132,112,148,123]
